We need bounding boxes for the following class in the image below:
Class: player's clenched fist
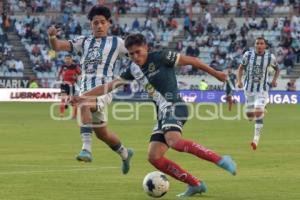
[216,71,227,82]
[47,26,58,37]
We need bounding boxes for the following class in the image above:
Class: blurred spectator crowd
[1,12,24,77]
[1,0,300,87]
[176,14,300,75]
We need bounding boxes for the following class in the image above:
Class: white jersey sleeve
[116,37,128,58]
[69,36,86,54]
[130,62,144,80]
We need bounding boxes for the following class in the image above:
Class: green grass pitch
[0,102,299,200]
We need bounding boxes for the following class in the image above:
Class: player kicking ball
[73,34,237,197]
[237,37,280,150]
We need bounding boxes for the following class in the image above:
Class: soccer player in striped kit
[47,6,133,174]
[237,37,280,150]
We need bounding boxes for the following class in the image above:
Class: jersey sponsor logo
[86,65,96,74]
[166,51,176,62]
[167,165,187,181]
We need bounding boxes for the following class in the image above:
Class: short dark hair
[87,6,111,21]
[65,54,72,58]
[125,34,147,49]
[256,36,267,44]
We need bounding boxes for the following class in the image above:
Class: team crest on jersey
[148,63,156,72]
[84,47,103,67]
[252,64,263,82]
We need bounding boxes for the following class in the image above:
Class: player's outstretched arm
[48,26,72,52]
[177,55,227,82]
[82,78,127,97]
[237,64,244,88]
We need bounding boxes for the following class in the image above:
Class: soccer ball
[142,171,169,198]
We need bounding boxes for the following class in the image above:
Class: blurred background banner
[179,90,300,104]
[0,76,30,88]
[1,89,299,103]
[0,88,60,102]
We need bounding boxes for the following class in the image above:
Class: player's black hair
[256,36,268,44]
[255,36,269,49]
[87,5,111,21]
[125,33,147,49]
[65,54,72,58]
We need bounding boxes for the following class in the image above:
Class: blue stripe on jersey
[244,51,252,90]
[91,37,107,88]
[263,53,272,91]
[83,38,96,92]
[256,54,265,92]
[250,54,257,92]
[103,37,118,76]
[81,37,88,51]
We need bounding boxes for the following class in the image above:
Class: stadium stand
[1,0,300,89]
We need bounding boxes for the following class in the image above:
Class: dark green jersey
[120,50,182,104]
[120,51,188,131]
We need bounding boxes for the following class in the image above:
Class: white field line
[0,166,118,175]
[0,164,99,167]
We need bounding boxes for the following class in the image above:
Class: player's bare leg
[226,95,233,111]
[60,93,67,117]
[72,104,77,119]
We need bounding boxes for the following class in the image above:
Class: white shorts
[92,93,113,123]
[245,91,268,112]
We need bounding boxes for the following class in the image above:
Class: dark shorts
[150,104,188,144]
[225,84,234,96]
[60,83,75,95]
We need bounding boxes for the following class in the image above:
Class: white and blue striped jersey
[69,36,127,93]
[241,50,277,93]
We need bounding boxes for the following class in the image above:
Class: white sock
[116,145,128,160]
[81,132,92,152]
[253,123,263,145]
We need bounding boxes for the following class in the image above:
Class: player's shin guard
[172,139,222,164]
[80,126,92,152]
[252,119,263,149]
[150,157,200,186]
